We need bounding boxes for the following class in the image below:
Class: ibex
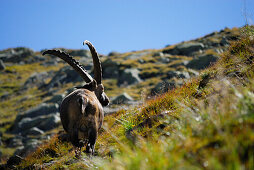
[43,40,109,154]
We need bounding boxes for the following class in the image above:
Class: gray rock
[186,54,219,70]
[0,60,5,70]
[14,139,42,157]
[0,47,34,63]
[169,60,189,68]
[43,66,84,89]
[111,93,134,104]
[125,51,151,60]
[22,127,44,136]
[41,60,57,66]
[45,94,65,105]
[15,103,59,122]
[108,51,121,56]
[163,42,204,56]
[6,155,24,168]
[101,59,120,78]
[12,113,60,133]
[118,68,141,86]
[37,114,61,131]
[166,71,190,79]
[23,72,50,89]
[69,49,91,57]
[151,81,176,96]
[7,136,23,148]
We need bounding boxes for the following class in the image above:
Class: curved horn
[42,50,93,83]
[83,40,102,84]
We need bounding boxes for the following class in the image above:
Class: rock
[101,59,120,78]
[15,103,59,122]
[186,54,219,70]
[165,71,190,79]
[37,114,61,131]
[45,94,65,105]
[6,136,24,148]
[12,113,60,133]
[151,81,176,96]
[125,51,151,60]
[118,68,141,86]
[108,51,121,56]
[14,139,42,157]
[0,60,5,71]
[69,49,91,57]
[41,60,57,66]
[22,127,44,136]
[0,47,34,63]
[6,155,24,168]
[23,72,51,89]
[163,42,204,56]
[43,66,84,89]
[111,93,134,104]
[169,60,189,68]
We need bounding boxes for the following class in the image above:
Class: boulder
[166,71,190,79]
[6,155,24,168]
[37,114,61,131]
[6,136,24,148]
[125,51,151,60]
[23,72,50,89]
[45,94,65,105]
[22,127,44,136]
[43,66,84,89]
[111,93,134,104]
[14,139,42,157]
[163,42,204,56]
[108,51,121,56]
[0,47,34,63]
[186,54,219,70]
[15,103,59,122]
[0,60,5,71]
[101,59,120,78]
[12,113,60,134]
[69,49,91,57]
[118,68,141,86]
[150,81,176,96]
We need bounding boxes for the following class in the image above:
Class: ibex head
[43,40,109,154]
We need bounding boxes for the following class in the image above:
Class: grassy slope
[16,26,254,169]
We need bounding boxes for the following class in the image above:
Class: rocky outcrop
[102,59,120,78]
[111,93,134,104]
[23,72,52,89]
[42,66,84,89]
[0,60,5,71]
[11,103,60,134]
[186,54,219,70]
[118,68,142,86]
[163,42,204,56]
[0,47,34,63]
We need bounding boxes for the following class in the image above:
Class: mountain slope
[1,26,253,169]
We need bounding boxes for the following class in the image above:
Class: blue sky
[0,0,253,54]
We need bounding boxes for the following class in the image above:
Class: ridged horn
[42,50,93,83]
[83,40,102,85]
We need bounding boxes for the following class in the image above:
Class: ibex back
[43,41,109,154]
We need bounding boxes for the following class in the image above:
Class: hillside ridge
[1,26,253,169]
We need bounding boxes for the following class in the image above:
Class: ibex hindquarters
[60,89,103,153]
[43,41,109,155]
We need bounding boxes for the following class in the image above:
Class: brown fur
[60,89,104,153]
